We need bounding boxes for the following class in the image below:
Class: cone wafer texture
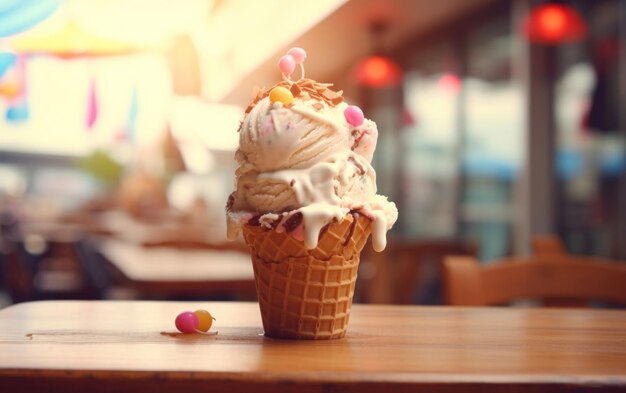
[243,214,371,339]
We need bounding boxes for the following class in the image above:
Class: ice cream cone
[242,213,372,339]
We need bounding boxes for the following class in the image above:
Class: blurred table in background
[2,207,254,303]
[57,209,230,245]
[98,239,255,300]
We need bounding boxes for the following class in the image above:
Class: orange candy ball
[269,86,293,106]
[194,309,215,332]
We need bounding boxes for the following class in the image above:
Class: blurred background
[0,0,624,307]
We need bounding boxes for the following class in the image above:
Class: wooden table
[99,240,256,299]
[1,301,625,392]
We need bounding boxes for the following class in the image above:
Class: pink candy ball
[344,105,364,126]
[175,311,199,333]
[279,55,296,76]
[287,47,307,64]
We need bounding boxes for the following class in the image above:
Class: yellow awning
[9,22,139,58]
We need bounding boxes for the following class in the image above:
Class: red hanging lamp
[522,4,587,45]
[352,20,403,88]
[353,55,403,88]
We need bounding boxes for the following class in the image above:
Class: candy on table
[175,309,217,335]
[194,309,214,332]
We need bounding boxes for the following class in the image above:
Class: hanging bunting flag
[85,77,98,130]
[5,99,29,122]
[0,72,21,99]
[0,54,24,100]
[0,52,16,78]
[125,86,138,142]
[4,54,28,122]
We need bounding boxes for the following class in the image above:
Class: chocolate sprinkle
[348,156,366,175]
[248,215,262,226]
[283,212,303,233]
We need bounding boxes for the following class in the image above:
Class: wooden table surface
[99,241,256,298]
[1,301,625,393]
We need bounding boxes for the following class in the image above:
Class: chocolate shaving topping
[244,78,344,114]
[290,83,301,97]
[321,89,344,106]
[283,212,303,233]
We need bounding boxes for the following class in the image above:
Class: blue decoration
[0,52,16,78]
[0,0,62,37]
[5,100,29,123]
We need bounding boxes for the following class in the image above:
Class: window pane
[462,17,522,261]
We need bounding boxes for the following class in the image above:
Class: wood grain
[1,301,625,392]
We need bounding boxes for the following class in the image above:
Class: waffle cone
[242,213,372,339]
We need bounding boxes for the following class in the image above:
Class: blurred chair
[532,234,567,256]
[3,235,94,303]
[359,239,477,304]
[73,237,128,299]
[443,255,626,306]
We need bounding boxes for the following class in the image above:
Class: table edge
[1,368,626,386]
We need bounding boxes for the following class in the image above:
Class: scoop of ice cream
[227,66,397,251]
[237,95,348,172]
[232,91,379,214]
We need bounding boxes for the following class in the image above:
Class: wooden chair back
[443,255,626,306]
[360,239,477,304]
[532,234,566,256]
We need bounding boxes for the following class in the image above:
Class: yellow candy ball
[269,86,293,105]
[194,309,214,332]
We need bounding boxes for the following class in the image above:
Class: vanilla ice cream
[226,56,397,252]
